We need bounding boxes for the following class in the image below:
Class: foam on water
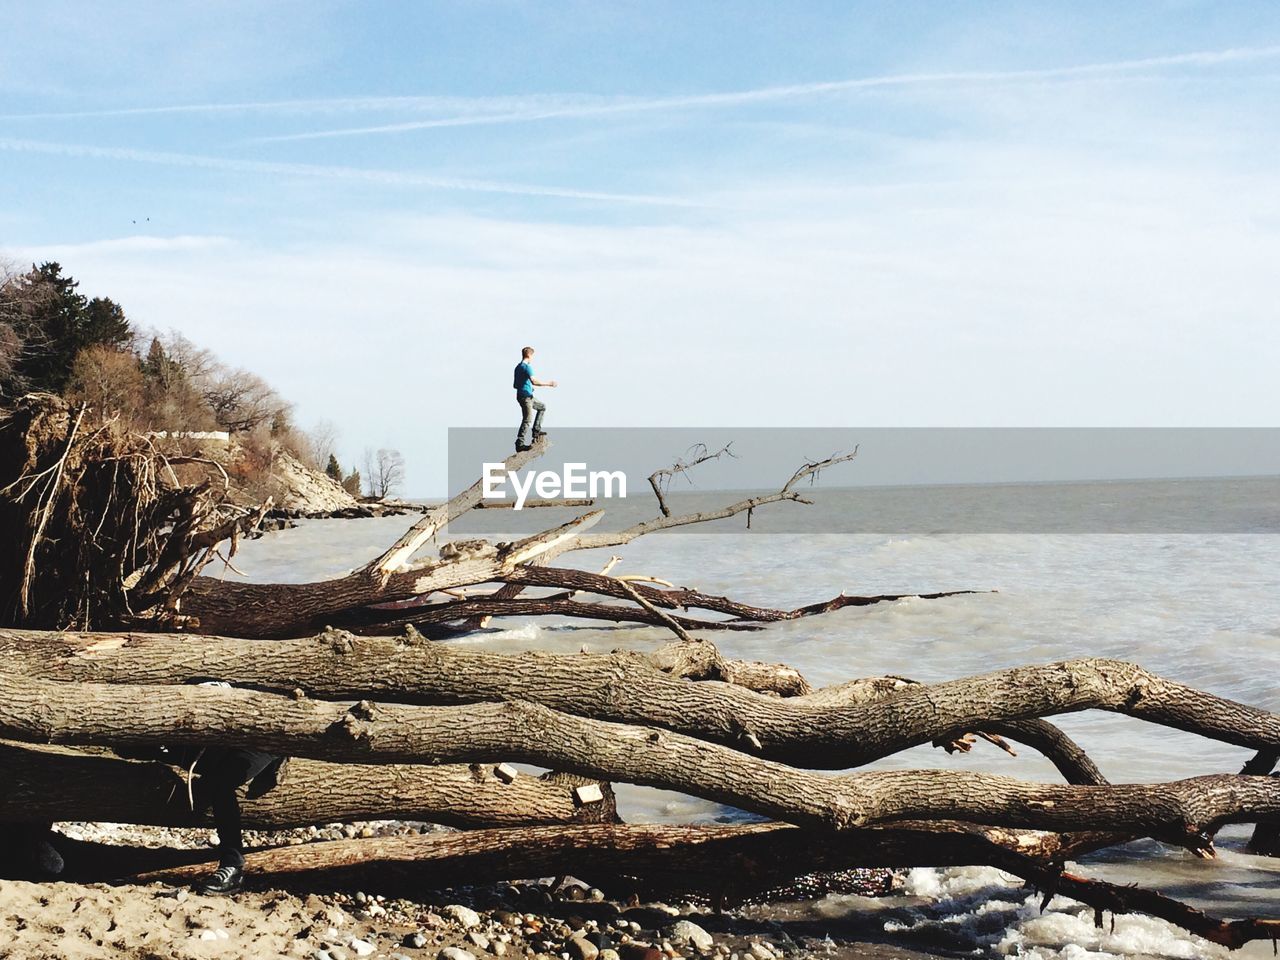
[453,622,544,644]
[872,865,1262,958]
[222,480,1280,959]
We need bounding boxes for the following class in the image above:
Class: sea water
[217,477,1280,959]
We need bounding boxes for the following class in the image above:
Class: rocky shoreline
[0,821,933,960]
[0,870,945,960]
[256,498,429,535]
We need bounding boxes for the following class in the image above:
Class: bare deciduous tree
[65,345,146,420]
[152,330,217,385]
[201,367,290,433]
[0,260,45,400]
[305,419,340,472]
[363,446,405,499]
[134,330,218,433]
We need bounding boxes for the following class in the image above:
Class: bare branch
[367,435,551,578]
[562,447,860,554]
[647,442,736,517]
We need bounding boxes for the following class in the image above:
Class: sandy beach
[0,874,951,960]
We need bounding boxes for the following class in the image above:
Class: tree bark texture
[7,631,1268,780]
[0,740,616,829]
[1,673,1277,841]
[127,820,1097,900]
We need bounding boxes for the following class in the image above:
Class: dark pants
[0,822,64,880]
[516,394,545,446]
[193,748,278,868]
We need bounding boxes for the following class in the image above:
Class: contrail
[0,93,608,121]
[3,43,1277,135]
[254,44,1280,142]
[0,138,700,207]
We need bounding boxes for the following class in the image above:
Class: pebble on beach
[669,922,713,954]
[443,904,483,930]
[3,820,905,960]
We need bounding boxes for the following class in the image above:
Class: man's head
[522,346,535,360]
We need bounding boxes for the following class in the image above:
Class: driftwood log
[23,821,1270,950]
[177,445,898,639]
[2,629,1104,782]
[130,820,1099,899]
[3,634,1280,944]
[7,630,1269,782]
[0,741,616,829]
[3,671,1280,841]
[3,403,902,638]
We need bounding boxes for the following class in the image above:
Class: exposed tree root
[0,394,263,629]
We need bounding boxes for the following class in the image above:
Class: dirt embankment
[178,436,420,520]
[261,448,362,516]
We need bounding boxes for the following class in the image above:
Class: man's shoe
[532,431,547,439]
[515,443,533,452]
[199,864,244,895]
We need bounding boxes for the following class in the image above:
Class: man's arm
[531,377,558,387]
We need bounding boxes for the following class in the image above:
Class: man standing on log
[514,346,556,452]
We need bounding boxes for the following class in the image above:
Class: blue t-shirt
[513,361,534,397]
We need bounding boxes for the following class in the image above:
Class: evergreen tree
[7,262,135,394]
[21,262,88,392]
[341,469,362,497]
[142,337,177,386]
[83,297,131,352]
[325,454,343,482]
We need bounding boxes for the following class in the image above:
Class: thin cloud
[4,43,1276,134]
[0,93,610,121]
[22,235,233,257]
[0,138,700,207]
[250,43,1280,143]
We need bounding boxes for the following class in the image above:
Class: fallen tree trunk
[179,510,604,638]
[33,820,1277,950]
[0,741,616,829]
[1,673,1277,842]
[174,447,931,640]
[127,820,1102,899]
[181,533,969,640]
[346,595,764,633]
[8,632,1270,781]
[2,630,1104,780]
[1,415,924,643]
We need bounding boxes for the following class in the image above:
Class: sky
[2,2,1278,495]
